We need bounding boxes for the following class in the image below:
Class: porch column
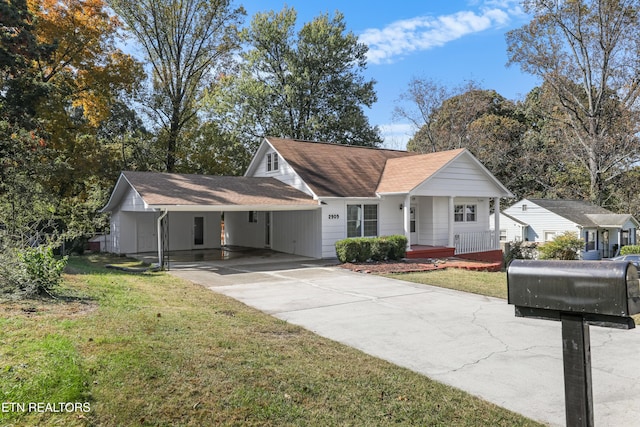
[157,210,168,269]
[403,194,411,251]
[448,196,455,247]
[494,197,501,249]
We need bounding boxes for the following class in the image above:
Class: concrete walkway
[170,259,640,427]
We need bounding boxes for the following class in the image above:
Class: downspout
[157,210,168,269]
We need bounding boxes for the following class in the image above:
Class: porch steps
[406,246,455,259]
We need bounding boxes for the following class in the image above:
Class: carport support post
[561,314,594,427]
[157,210,168,269]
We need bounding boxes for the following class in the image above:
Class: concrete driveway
[170,258,640,427]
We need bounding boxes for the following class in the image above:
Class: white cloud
[361,5,517,65]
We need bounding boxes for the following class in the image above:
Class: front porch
[406,245,455,259]
[406,244,504,264]
[405,228,503,263]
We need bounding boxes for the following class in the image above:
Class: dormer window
[267,152,279,172]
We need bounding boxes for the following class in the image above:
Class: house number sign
[328,214,340,220]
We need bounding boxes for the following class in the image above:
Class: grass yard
[0,255,544,426]
[386,268,640,325]
[387,268,509,299]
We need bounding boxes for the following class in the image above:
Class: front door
[410,205,417,244]
[193,216,204,246]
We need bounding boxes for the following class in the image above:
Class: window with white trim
[454,204,477,222]
[266,152,279,172]
[347,204,378,237]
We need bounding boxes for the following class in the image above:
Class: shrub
[620,245,640,255]
[335,235,407,263]
[505,241,539,263]
[369,238,392,261]
[0,244,68,298]
[538,232,584,260]
[385,235,407,260]
[336,239,362,262]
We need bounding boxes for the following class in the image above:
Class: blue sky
[241,0,541,149]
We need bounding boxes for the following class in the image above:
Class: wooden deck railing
[454,231,498,255]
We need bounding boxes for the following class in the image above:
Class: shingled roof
[266,138,422,197]
[102,171,318,212]
[530,199,635,228]
[376,149,466,194]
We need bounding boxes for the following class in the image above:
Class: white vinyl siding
[119,187,155,212]
[413,154,502,197]
[503,200,578,243]
[248,142,315,197]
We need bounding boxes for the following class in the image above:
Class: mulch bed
[339,257,503,274]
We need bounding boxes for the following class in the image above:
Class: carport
[100,171,321,266]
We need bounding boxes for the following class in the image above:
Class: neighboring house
[492,198,639,259]
[101,137,513,262]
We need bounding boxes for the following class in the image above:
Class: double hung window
[454,204,477,222]
[266,153,279,172]
[347,204,378,237]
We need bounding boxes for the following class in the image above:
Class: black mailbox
[508,260,640,329]
[507,259,640,426]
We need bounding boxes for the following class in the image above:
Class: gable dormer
[245,138,317,198]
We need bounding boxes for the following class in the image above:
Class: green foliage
[386,235,408,260]
[620,245,640,255]
[538,232,584,260]
[506,1,640,205]
[0,244,68,298]
[109,0,245,172]
[209,6,381,151]
[335,235,407,263]
[505,241,539,264]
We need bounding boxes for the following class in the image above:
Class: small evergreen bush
[335,235,407,263]
[386,235,408,260]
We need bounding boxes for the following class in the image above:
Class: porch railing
[454,231,498,255]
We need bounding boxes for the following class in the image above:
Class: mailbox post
[507,260,640,427]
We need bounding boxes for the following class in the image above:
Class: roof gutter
[149,204,320,212]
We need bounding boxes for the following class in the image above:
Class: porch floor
[406,245,456,259]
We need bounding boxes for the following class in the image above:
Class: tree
[211,6,381,152]
[404,85,527,192]
[515,83,594,200]
[1,0,146,262]
[108,0,245,172]
[506,0,640,205]
[394,78,458,153]
[32,0,144,127]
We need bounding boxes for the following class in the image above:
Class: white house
[101,137,513,263]
[492,198,639,259]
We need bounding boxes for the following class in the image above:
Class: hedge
[335,235,407,263]
[620,245,640,255]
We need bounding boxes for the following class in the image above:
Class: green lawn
[386,268,640,325]
[386,268,509,299]
[0,255,543,426]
